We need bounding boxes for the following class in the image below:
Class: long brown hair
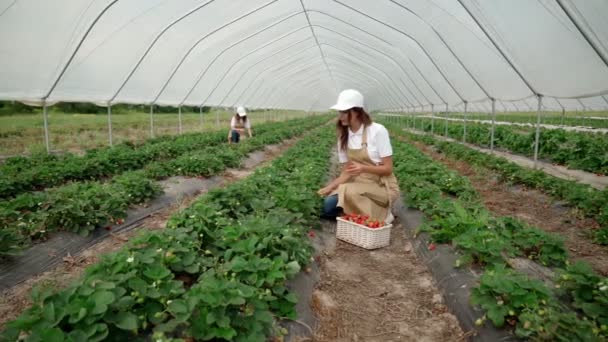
[337,107,372,151]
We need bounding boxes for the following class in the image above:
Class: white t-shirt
[230,116,251,129]
[337,122,393,164]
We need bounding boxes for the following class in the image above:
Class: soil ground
[408,138,608,276]
[311,219,465,342]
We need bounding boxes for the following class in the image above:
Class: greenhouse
[0,0,607,341]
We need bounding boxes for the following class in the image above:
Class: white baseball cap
[236,106,247,117]
[330,89,364,111]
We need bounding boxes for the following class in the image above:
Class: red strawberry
[105,226,112,231]
[117,218,125,225]
[308,231,316,238]
[428,243,436,251]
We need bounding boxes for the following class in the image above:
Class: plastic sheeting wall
[0,0,607,111]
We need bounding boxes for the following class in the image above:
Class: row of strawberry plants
[384,122,608,340]
[0,118,299,200]
[440,112,608,129]
[0,117,330,258]
[1,126,334,341]
[408,117,608,175]
[401,130,608,245]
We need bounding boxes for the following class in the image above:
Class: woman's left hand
[345,161,364,176]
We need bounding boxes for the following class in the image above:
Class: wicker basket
[336,217,392,249]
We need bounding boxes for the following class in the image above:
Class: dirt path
[311,218,464,342]
[0,137,300,330]
[408,139,608,276]
[403,128,608,190]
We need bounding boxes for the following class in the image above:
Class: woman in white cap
[228,106,252,143]
[318,89,400,223]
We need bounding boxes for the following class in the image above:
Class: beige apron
[335,126,400,221]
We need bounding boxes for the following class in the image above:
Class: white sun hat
[236,106,247,117]
[330,89,364,111]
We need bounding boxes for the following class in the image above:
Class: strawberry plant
[472,266,551,328]
[2,125,335,340]
[0,117,330,257]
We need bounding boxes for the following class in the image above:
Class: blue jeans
[231,130,240,143]
[321,194,342,218]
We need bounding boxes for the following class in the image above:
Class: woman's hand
[317,186,334,196]
[345,161,365,176]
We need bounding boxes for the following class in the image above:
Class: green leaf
[285,292,298,303]
[90,290,115,315]
[168,299,188,315]
[40,328,64,342]
[206,311,216,324]
[143,264,171,280]
[109,312,139,330]
[127,277,148,294]
[67,330,88,342]
[487,305,508,327]
[68,307,87,324]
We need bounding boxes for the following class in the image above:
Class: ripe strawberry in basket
[341,213,386,229]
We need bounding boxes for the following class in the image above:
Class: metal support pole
[430,104,434,134]
[199,106,203,130]
[561,108,565,126]
[444,103,449,137]
[215,110,220,128]
[412,112,416,130]
[178,106,183,134]
[107,104,113,146]
[533,96,543,168]
[42,104,50,153]
[150,105,155,138]
[463,101,468,143]
[490,99,496,152]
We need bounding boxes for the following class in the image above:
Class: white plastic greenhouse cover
[0,0,607,111]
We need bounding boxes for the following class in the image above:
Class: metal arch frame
[43,0,120,101]
[245,44,395,108]
[158,6,457,111]
[330,0,466,102]
[109,0,279,104]
[298,0,338,93]
[230,51,322,106]
[170,11,307,106]
[264,77,332,109]
[260,70,369,109]
[256,73,380,109]
[389,0,494,100]
[268,79,325,109]
[314,25,432,104]
[325,65,403,109]
[456,0,539,97]
[555,0,608,70]
[187,26,314,107]
[255,64,390,110]
[314,27,426,106]
[319,44,413,108]
[239,59,326,107]
[308,10,449,105]
[271,79,332,109]
[217,24,418,109]
[252,59,328,106]
[250,60,383,109]
[323,50,410,109]
[232,46,324,106]
[225,43,323,107]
